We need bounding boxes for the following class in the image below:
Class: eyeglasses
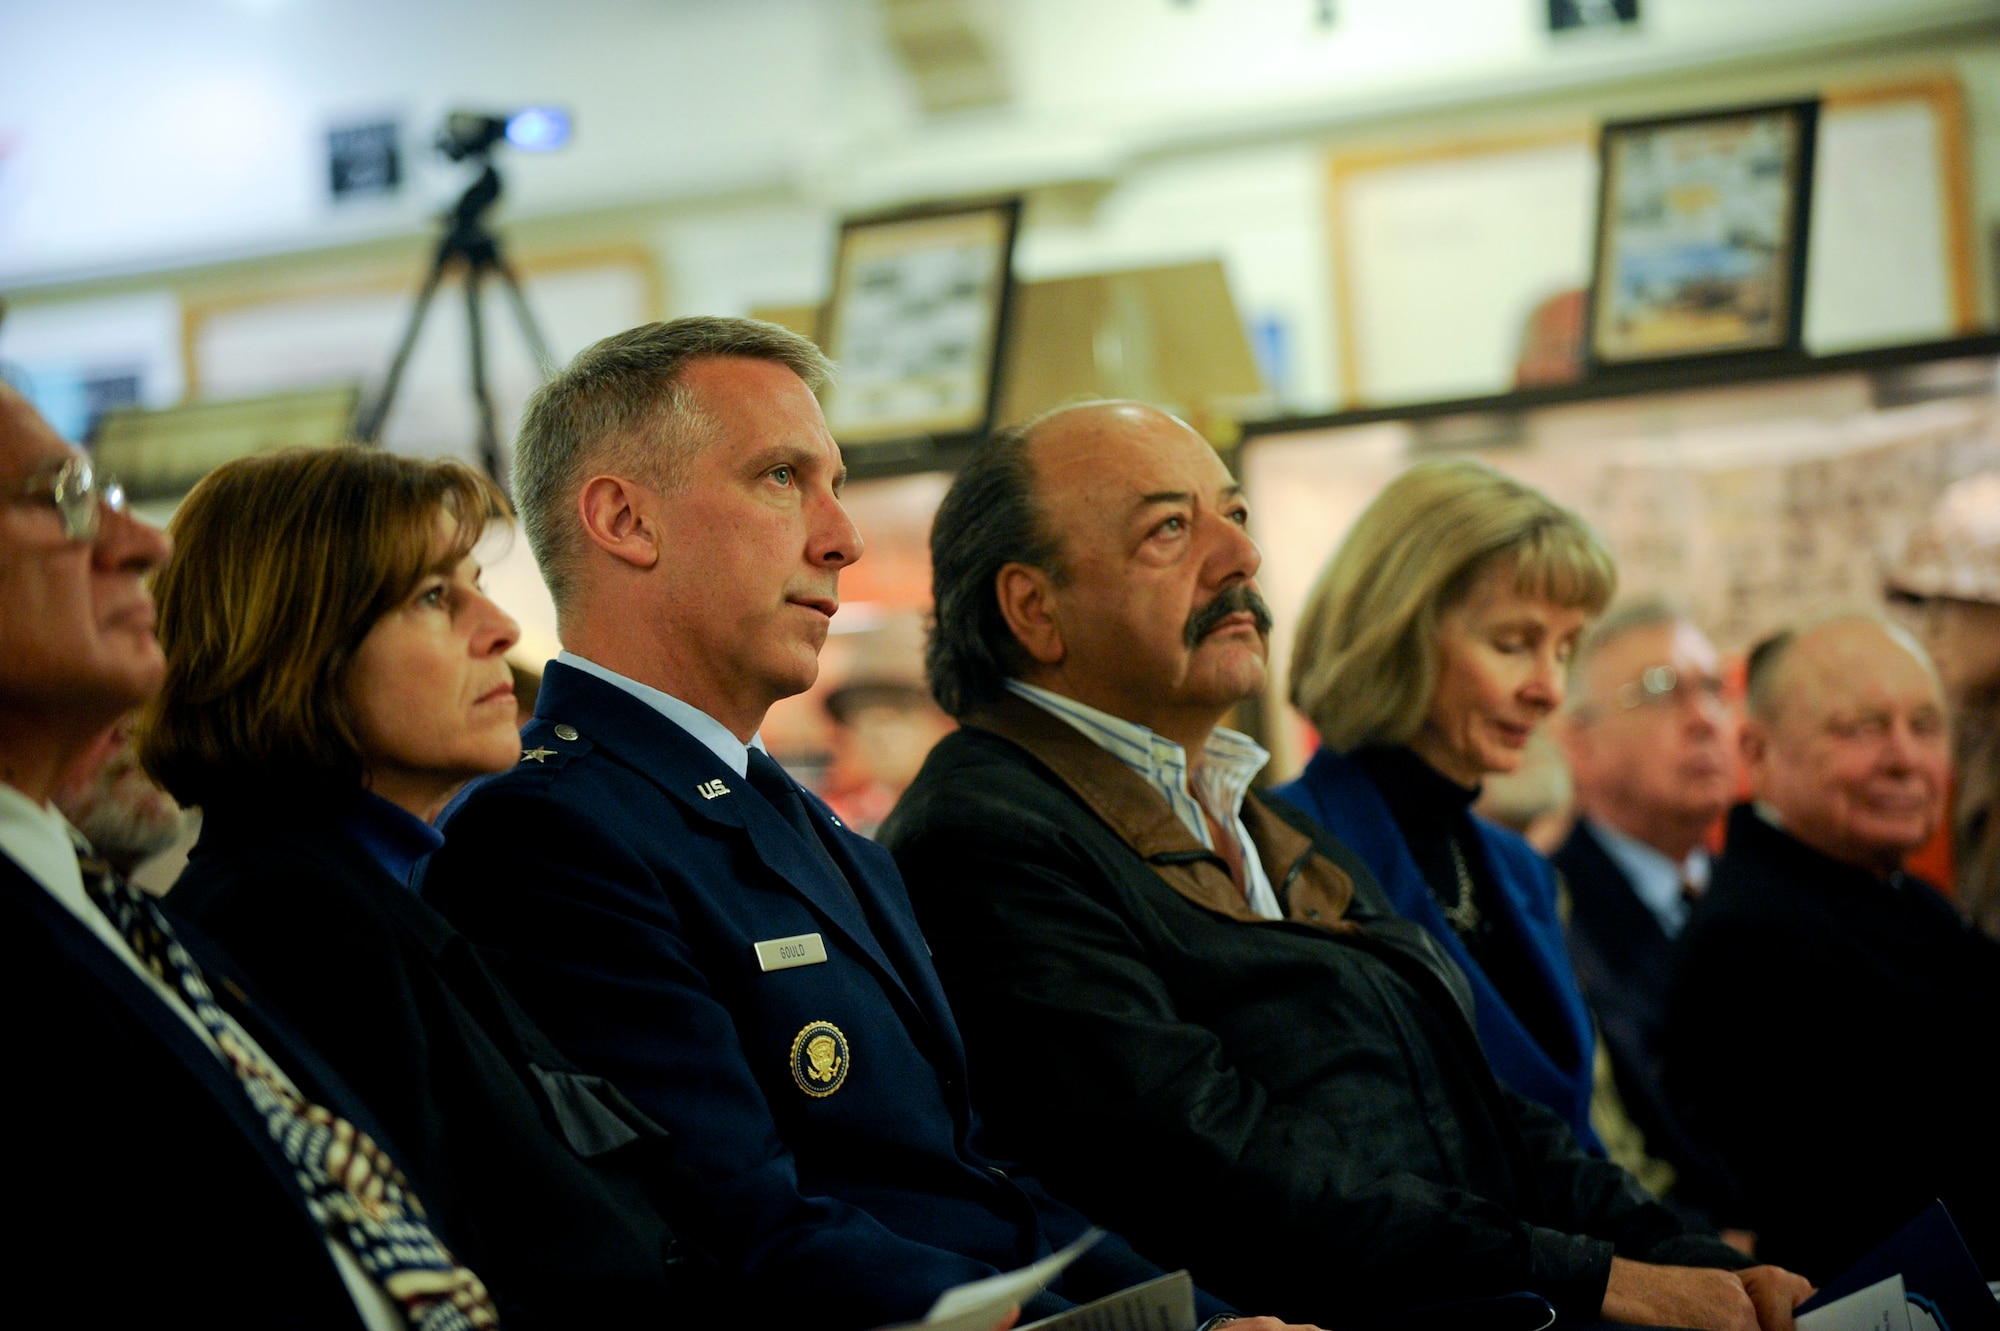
[12,455,125,543]
[1576,664,1727,720]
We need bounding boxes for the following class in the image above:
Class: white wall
[5,0,1993,286]
[5,0,1999,425]
[0,0,842,284]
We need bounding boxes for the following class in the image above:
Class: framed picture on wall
[1588,100,1818,367]
[819,197,1020,451]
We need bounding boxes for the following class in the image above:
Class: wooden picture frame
[1327,128,1598,407]
[92,385,359,501]
[1588,100,1819,367]
[818,197,1020,451]
[1806,77,1977,352]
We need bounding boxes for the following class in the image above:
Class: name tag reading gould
[755,933,828,973]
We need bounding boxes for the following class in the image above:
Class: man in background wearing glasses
[1553,600,1746,1244]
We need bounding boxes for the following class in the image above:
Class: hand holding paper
[1740,1265,1815,1331]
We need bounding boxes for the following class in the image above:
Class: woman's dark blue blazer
[1273,746,1604,1154]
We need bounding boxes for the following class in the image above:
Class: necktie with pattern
[78,851,501,1331]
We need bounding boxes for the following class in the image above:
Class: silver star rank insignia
[521,747,557,763]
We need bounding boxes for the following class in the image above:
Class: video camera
[437,108,570,162]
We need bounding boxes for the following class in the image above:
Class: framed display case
[92,385,359,502]
[818,198,1021,459]
[1588,100,1819,367]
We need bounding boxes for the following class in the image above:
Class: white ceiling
[2,0,1994,286]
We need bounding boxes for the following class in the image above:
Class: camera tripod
[353,161,554,484]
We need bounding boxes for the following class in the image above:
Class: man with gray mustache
[883,401,1790,1331]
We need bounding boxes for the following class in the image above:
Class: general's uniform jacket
[423,661,1183,1330]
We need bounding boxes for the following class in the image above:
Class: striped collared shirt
[1005,680,1282,920]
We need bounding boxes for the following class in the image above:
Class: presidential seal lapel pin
[790,1021,849,1097]
[697,778,730,800]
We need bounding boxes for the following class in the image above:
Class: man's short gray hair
[512,316,833,612]
[1565,596,1686,715]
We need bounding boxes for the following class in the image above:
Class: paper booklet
[1020,1270,1198,1331]
[1797,1202,1999,1331]
[870,1228,1107,1331]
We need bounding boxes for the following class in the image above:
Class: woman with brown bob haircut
[1271,457,1616,1152]
[142,446,701,1324]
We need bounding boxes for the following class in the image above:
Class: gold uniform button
[553,724,580,742]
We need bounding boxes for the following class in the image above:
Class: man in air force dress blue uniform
[424,319,1282,1331]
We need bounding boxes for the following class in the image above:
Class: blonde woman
[1273,457,1615,1149]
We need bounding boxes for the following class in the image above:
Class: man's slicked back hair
[926,414,1071,717]
[512,316,833,611]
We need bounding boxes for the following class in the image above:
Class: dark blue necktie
[745,748,855,895]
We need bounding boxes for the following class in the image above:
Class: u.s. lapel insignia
[697,778,730,800]
[521,747,557,763]
[790,1021,849,1097]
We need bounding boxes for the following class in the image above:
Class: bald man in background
[1667,616,2000,1280]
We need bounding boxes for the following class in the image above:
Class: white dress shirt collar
[1585,815,1709,939]
[1005,680,1282,920]
[0,778,85,902]
[557,650,767,778]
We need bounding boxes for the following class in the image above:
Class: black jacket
[1666,804,2000,1280]
[4,849,373,1327]
[880,696,1746,1327]
[1553,821,1739,1225]
[167,791,703,1327]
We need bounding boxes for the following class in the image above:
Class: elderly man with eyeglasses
[1552,601,1746,1244]
[1,382,508,1328]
